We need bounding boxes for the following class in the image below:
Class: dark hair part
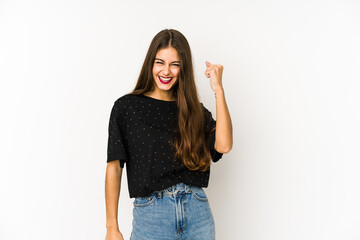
[129,29,214,172]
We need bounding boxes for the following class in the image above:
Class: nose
[163,65,170,75]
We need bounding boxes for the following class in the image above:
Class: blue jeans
[130,182,215,240]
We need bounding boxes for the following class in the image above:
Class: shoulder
[114,93,135,104]
[113,93,140,109]
[110,94,137,122]
[200,102,212,116]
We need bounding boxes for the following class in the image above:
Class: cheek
[152,66,160,75]
[174,70,180,78]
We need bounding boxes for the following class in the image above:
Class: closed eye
[155,61,179,67]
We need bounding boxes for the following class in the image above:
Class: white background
[1,0,359,239]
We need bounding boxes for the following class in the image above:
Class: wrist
[106,221,119,230]
[214,87,224,98]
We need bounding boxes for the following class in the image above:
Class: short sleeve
[201,103,223,163]
[107,100,128,168]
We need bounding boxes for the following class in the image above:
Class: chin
[155,79,177,91]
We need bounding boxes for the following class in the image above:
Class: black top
[106,93,223,198]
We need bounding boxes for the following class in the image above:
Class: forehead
[155,47,179,61]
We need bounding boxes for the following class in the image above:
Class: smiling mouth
[158,76,173,84]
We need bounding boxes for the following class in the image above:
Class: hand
[204,61,224,93]
[105,228,124,240]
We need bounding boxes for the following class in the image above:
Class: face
[152,47,180,92]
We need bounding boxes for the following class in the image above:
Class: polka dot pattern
[106,93,223,198]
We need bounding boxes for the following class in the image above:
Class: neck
[144,89,176,101]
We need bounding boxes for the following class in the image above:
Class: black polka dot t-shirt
[107,93,223,198]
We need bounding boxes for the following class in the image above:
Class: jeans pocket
[133,194,156,207]
[191,187,208,201]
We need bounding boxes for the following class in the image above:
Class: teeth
[160,76,172,81]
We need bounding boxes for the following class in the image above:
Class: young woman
[105,29,232,240]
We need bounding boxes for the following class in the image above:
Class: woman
[105,29,232,240]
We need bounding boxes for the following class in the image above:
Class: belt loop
[157,191,162,198]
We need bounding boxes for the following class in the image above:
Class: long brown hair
[129,29,213,172]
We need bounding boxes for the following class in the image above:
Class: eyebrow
[155,58,180,63]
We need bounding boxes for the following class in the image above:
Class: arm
[105,100,127,239]
[205,60,233,153]
[214,88,233,153]
[105,160,123,234]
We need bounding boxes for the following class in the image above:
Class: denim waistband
[152,182,194,198]
[167,182,190,192]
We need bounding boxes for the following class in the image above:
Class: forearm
[214,87,233,153]
[105,163,122,230]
